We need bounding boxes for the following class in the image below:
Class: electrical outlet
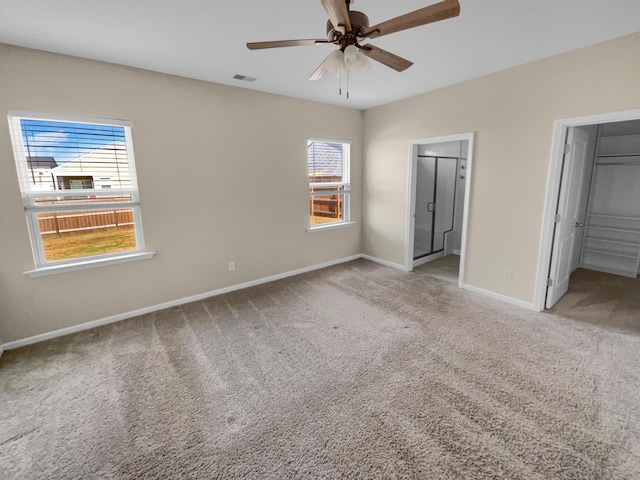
[228,261,235,272]
[503,268,513,280]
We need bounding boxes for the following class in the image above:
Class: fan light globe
[323,49,346,74]
[343,45,370,72]
[322,46,370,77]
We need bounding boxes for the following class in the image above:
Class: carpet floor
[1,259,639,479]
[547,268,640,334]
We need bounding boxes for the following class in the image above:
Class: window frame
[8,110,153,276]
[307,137,352,231]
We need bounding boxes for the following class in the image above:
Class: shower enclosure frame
[414,154,459,260]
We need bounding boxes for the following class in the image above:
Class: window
[69,178,94,190]
[8,111,150,273]
[308,139,350,228]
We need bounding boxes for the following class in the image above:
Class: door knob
[575,222,584,228]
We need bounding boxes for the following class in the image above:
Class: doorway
[535,109,640,312]
[406,133,474,288]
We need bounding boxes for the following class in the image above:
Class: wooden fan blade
[360,44,413,72]
[363,0,460,39]
[247,39,329,50]
[308,63,329,81]
[321,0,351,32]
[308,51,334,81]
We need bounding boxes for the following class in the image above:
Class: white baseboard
[3,255,363,351]
[1,255,537,353]
[360,254,409,271]
[462,284,535,311]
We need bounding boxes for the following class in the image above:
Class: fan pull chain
[347,70,350,99]
[337,69,351,99]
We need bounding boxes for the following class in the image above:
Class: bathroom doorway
[406,133,474,287]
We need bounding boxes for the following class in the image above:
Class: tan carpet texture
[1,259,639,479]
[548,268,640,334]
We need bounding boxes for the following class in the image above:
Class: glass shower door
[414,157,436,258]
[414,156,458,260]
[432,158,458,252]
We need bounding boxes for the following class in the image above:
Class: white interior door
[546,127,589,308]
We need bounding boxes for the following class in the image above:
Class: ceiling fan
[247,0,461,82]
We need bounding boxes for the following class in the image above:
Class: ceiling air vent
[233,74,256,82]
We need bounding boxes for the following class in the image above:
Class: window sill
[307,221,356,233]
[24,251,156,278]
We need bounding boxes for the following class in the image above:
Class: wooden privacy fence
[310,195,342,219]
[309,174,344,220]
[39,209,134,235]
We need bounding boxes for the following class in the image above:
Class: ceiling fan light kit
[323,50,348,74]
[313,45,370,99]
[247,0,461,97]
[321,46,370,75]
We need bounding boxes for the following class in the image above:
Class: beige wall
[363,32,640,304]
[0,44,363,343]
[2,32,640,345]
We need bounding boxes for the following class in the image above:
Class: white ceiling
[1,0,639,110]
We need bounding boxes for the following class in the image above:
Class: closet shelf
[584,237,640,247]
[595,153,640,158]
[582,248,638,259]
[579,129,640,279]
[586,225,640,234]
[588,213,640,221]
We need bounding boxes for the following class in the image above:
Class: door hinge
[564,144,571,155]
[547,278,553,287]
[555,214,561,223]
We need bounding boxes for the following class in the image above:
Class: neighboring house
[26,156,57,191]
[308,141,344,182]
[51,141,131,190]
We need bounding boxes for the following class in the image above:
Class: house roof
[51,141,128,175]
[308,141,344,178]
[27,156,57,169]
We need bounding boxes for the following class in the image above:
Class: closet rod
[595,162,640,166]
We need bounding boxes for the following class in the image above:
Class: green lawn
[42,227,137,262]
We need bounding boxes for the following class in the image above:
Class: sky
[21,119,126,165]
